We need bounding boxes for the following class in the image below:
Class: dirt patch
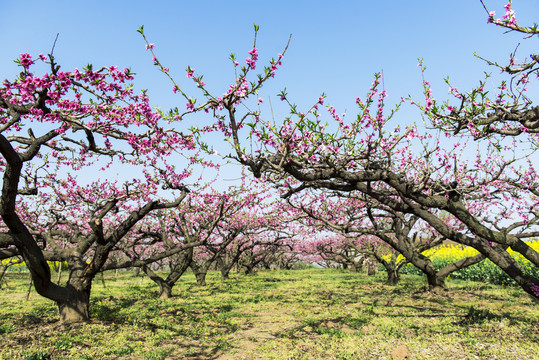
[217,307,298,359]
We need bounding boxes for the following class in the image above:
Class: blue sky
[1,0,537,183]
[2,1,536,106]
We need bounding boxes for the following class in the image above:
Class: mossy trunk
[244,265,255,275]
[352,262,363,273]
[366,260,377,276]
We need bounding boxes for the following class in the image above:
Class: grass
[0,269,538,359]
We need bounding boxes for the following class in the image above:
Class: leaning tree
[0,51,203,321]
[143,3,539,298]
[286,189,486,288]
[116,190,227,298]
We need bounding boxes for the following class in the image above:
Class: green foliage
[54,339,73,350]
[144,349,171,360]
[23,352,51,360]
[114,345,134,356]
[0,324,14,334]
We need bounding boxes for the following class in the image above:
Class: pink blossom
[19,53,35,68]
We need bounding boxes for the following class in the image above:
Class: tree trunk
[56,286,91,323]
[352,262,363,273]
[374,252,402,286]
[221,267,230,280]
[159,282,173,299]
[100,271,106,288]
[194,271,207,286]
[426,272,447,292]
[244,265,254,275]
[56,263,62,285]
[143,265,173,299]
[26,274,33,300]
[386,268,400,285]
[0,264,8,289]
[367,259,376,276]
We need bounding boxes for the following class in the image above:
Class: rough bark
[57,285,91,323]
[142,255,192,300]
[366,259,377,276]
[385,269,400,286]
[194,269,207,286]
[221,267,231,280]
[0,264,7,288]
[158,282,173,300]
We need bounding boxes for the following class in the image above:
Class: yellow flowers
[425,239,539,264]
[422,243,479,261]
[384,239,539,265]
[394,239,539,285]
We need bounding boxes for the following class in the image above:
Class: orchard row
[0,1,538,323]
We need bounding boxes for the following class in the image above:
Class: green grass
[0,269,538,359]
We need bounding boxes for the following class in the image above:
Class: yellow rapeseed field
[386,239,539,284]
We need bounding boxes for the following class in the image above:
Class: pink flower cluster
[19,53,35,69]
[487,1,517,26]
[245,48,258,70]
[502,2,516,25]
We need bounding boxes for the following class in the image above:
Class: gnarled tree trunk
[158,282,173,299]
[57,284,91,323]
[194,270,207,286]
[385,268,400,285]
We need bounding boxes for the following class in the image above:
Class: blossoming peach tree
[118,190,229,298]
[285,189,486,288]
[0,49,204,321]
[145,2,539,299]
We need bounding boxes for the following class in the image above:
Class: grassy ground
[0,269,537,360]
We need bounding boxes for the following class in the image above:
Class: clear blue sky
[1,0,537,182]
[2,0,537,106]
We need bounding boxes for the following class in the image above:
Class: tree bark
[194,270,207,286]
[158,282,173,299]
[366,259,376,276]
[426,272,447,292]
[0,264,8,289]
[56,263,62,285]
[408,253,447,291]
[143,265,175,299]
[26,275,33,300]
[385,268,400,285]
[221,267,231,280]
[56,285,91,323]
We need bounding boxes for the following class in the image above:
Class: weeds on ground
[0,269,537,359]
